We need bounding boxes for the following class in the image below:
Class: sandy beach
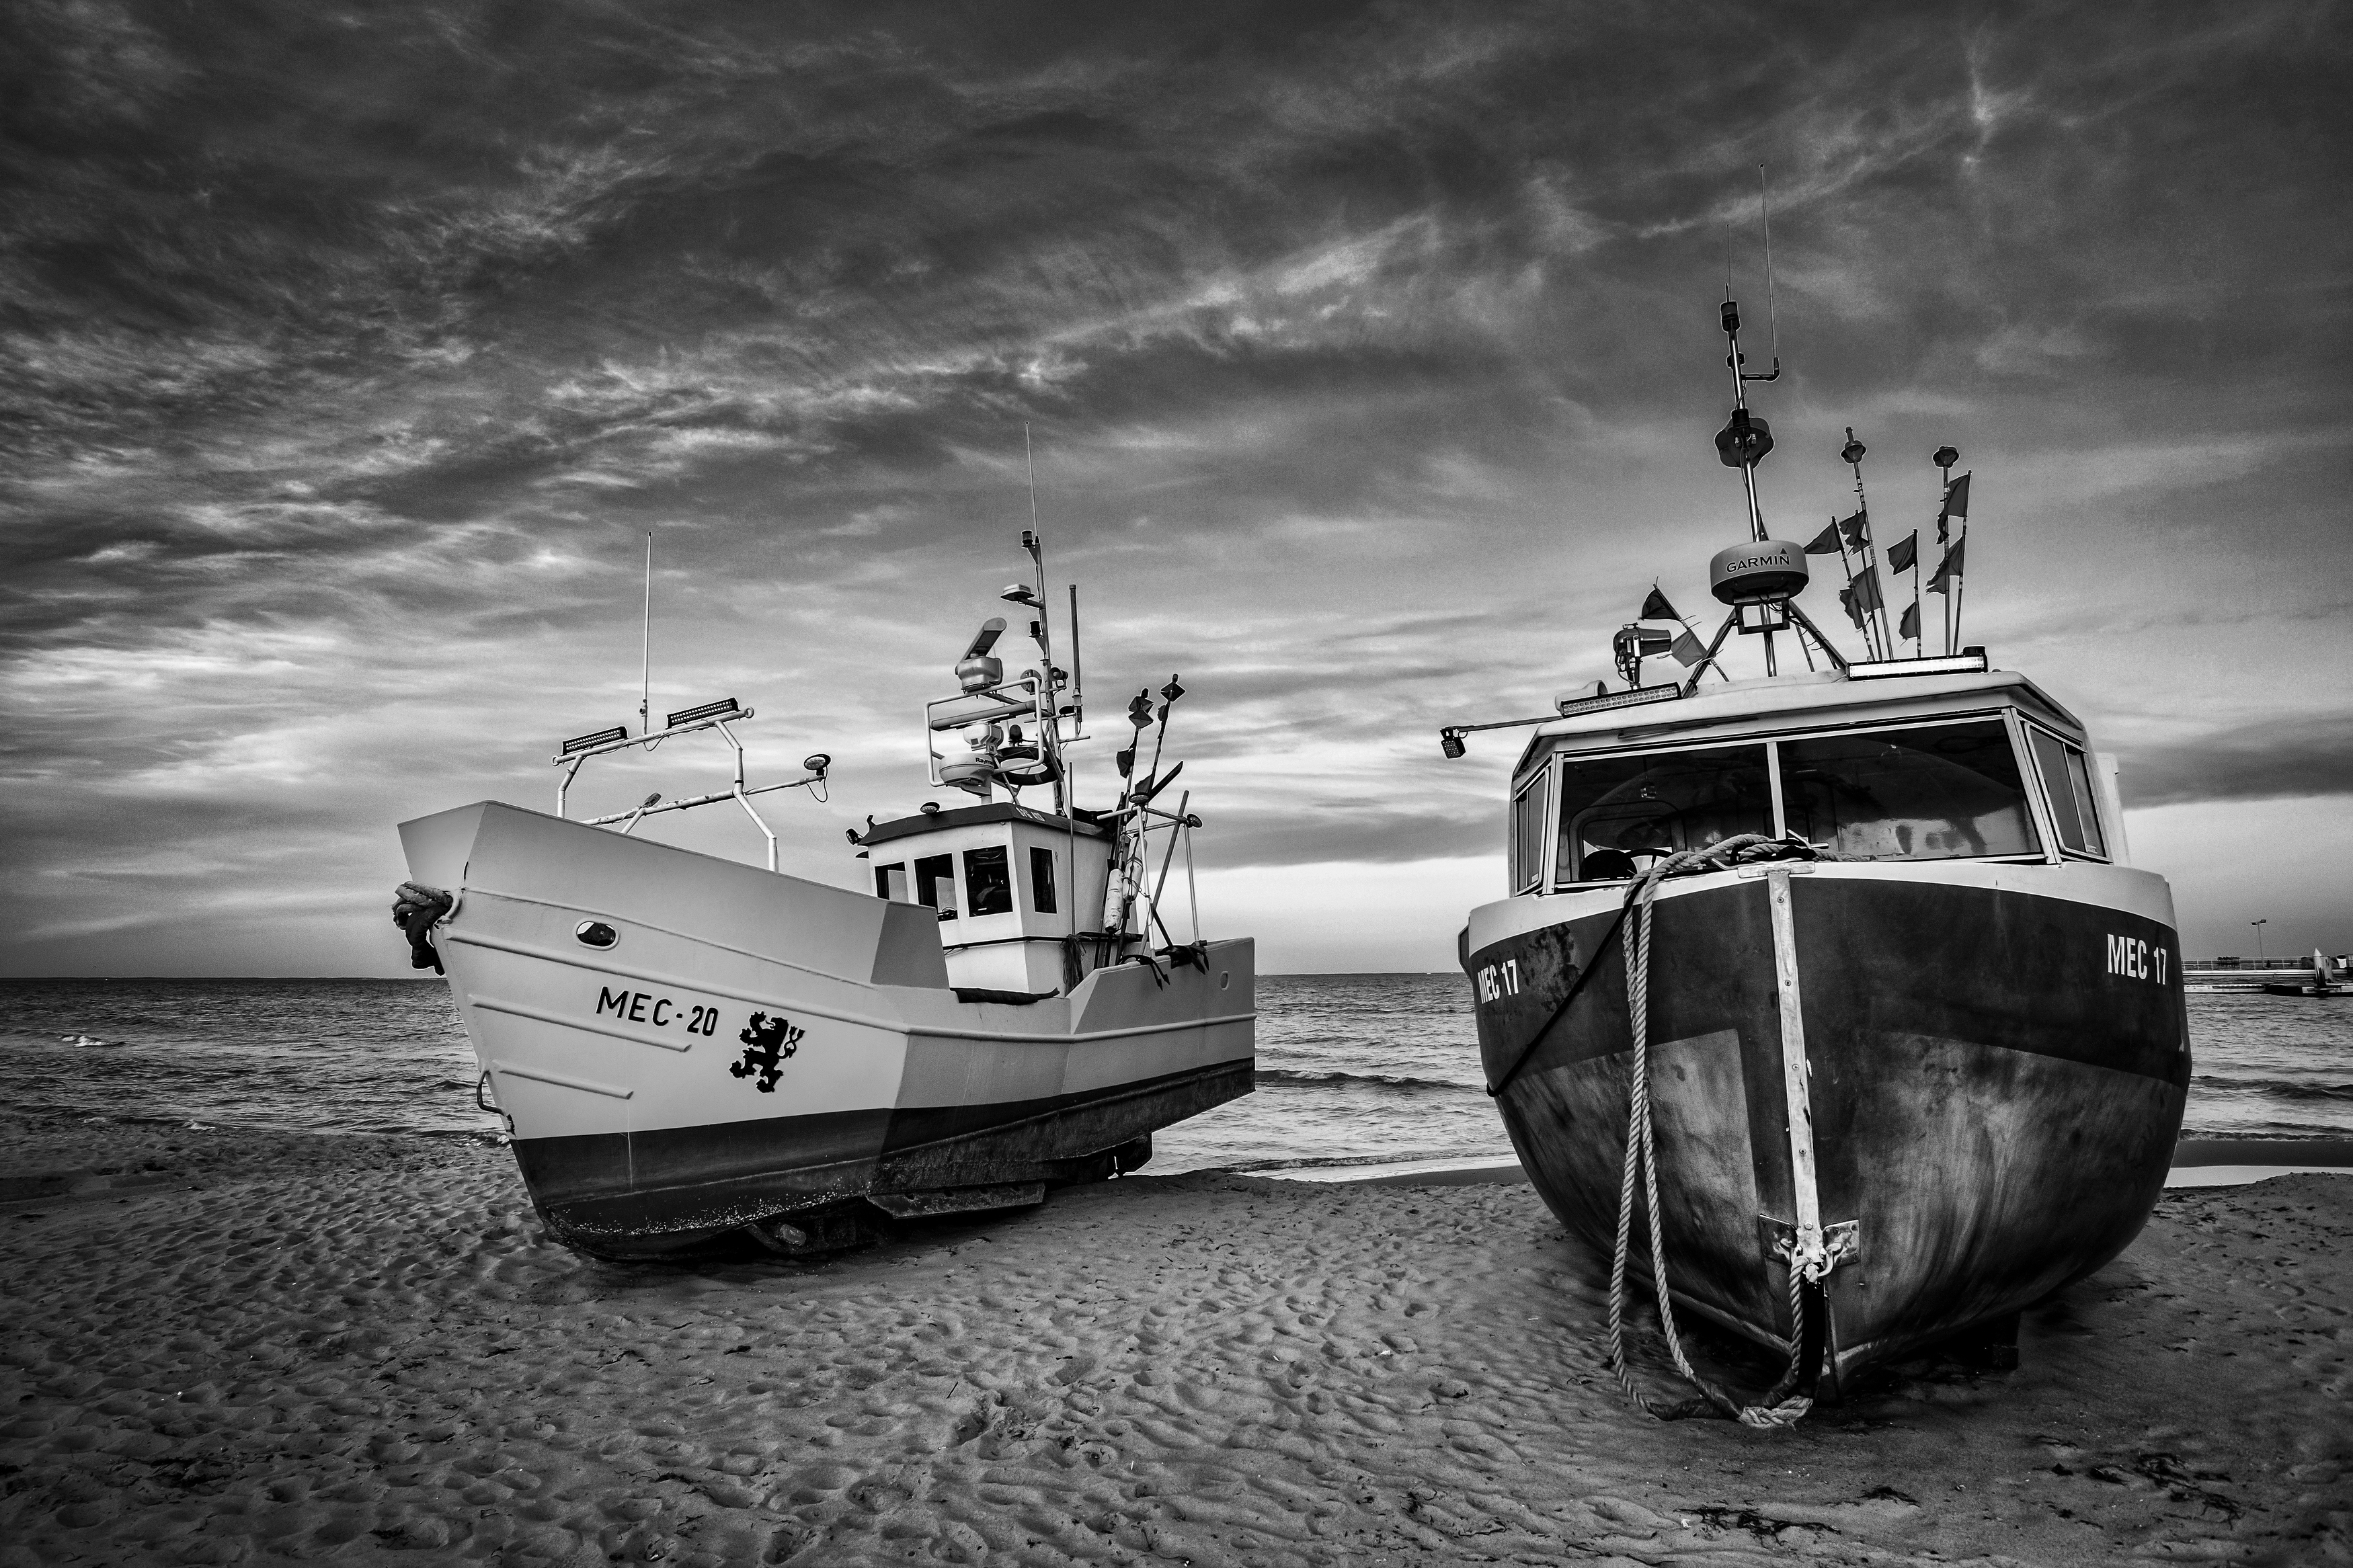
[1,1116,2345,1567]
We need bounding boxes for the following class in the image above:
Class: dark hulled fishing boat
[1441,296,2187,1411]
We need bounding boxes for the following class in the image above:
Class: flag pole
[1910,544,1923,657]
[1933,450,1957,655]
[1859,524,1890,661]
[1951,504,1971,655]
[1841,429,1892,659]
[1825,519,1878,659]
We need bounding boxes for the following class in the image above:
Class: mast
[639,530,653,734]
[1715,291,1782,671]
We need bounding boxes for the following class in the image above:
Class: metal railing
[552,703,827,872]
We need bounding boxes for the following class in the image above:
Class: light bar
[1556,682,1683,718]
[561,726,629,755]
[1847,650,1990,681]
[666,697,742,728]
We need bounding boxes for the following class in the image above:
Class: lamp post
[2251,919,2268,962]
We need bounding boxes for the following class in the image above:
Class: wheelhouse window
[1029,846,1058,913]
[963,845,1013,916]
[1511,774,1550,891]
[1552,744,1772,885]
[873,862,908,901]
[2026,727,2107,858]
[1778,720,2038,861]
[914,854,957,919]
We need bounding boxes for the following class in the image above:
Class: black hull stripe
[514,1061,1252,1240]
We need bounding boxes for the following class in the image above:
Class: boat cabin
[1503,665,2126,896]
[859,802,1114,995]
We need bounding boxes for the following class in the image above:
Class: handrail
[553,704,827,871]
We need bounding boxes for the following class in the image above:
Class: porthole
[1219,971,1230,990]
[575,921,619,949]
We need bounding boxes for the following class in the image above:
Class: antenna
[639,530,653,734]
[1758,163,1780,372]
[1018,425,1064,812]
[1025,423,1043,543]
[1068,583,1083,721]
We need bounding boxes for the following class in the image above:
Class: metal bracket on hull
[1758,1216,1862,1278]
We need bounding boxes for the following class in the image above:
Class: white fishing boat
[1441,288,2187,1417]
[395,531,1254,1259]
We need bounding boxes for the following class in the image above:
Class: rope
[1599,833,1823,1428]
[391,881,453,975]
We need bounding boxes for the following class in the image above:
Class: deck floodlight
[957,618,1008,694]
[1846,649,1989,679]
[666,697,742,728]
[803,753,830,774]
[1556,682,1605,713]
[1556,683,1681,718]
[1440,727,1468,759]
[562,726,629,755]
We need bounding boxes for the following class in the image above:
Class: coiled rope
[391,882,453,975]
[1603,833,1823,1428]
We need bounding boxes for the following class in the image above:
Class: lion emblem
[729,1012,804,1092]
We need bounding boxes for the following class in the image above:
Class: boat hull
[402,802,1255,1257]
[1464,860,2188,1386]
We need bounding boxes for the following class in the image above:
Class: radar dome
[1709,540,1808,605]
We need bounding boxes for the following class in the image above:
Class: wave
[2193,1077,2353,1102]
[1257,1068,1473,1093]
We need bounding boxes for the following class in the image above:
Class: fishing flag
[1938,472,1971,542]
[1899,600,1921,641]
[1802,520,1843,554]
[1927,538,1966,594]
[1851,565,1886,612]
[1668,627,1708,666]
[1887,531,1918,575]
[1838,585,1866,630]
[1640,585,1678,621]
[1838,509,1869,550]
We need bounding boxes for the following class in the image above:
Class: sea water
[1,977,2346,1174]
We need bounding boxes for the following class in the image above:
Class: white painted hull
[401,802,1255,1255]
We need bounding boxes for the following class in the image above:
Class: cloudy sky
[4,1,2347,977]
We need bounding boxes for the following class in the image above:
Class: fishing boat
[1441,292,2188,1415]
[393,530,1254,1260]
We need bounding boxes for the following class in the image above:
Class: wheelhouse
[1505,667,2124,895]
[860,802,1114,995]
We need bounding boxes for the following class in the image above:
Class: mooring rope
[391,881,454,975]
[1601,832,1822,1428]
